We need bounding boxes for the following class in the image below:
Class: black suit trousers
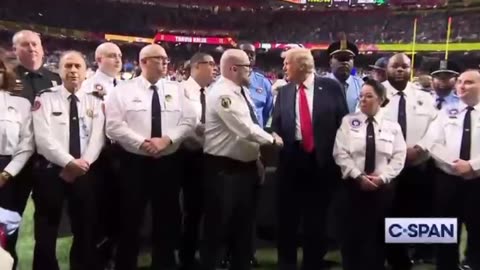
[276,144,332,270]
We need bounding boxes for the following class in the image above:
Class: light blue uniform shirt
[326,73,364,113]
[248,70,273,128]
[433,90,459,111]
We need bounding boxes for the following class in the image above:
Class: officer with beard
[368,57,389,83]
[325,39,364,113]
[430,60,461,110]
[382,53,437,270]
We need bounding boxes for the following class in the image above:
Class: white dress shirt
[333,110,407,183]
[0,90,34,176]
[181,77,207,149]
[295,73,315,140]
[105,76,196,156]
[203,76,274,162]
[81,70,117,99]
[32,85,105,167]
[382,81,437,166]
[423,101,480,179]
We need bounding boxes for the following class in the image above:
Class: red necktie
[298,84,314,152]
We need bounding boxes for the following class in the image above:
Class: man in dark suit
[272,48,348,270]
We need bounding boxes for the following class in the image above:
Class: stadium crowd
[1,0,480,43]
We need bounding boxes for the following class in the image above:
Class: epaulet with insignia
[91,83,106,100]
[37,88,52,96]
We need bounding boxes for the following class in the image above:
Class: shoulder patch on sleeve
[220,96,232,109]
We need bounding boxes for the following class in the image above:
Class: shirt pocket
[0,111,22,150]
[125,101,148,120]
[378,131,395,156]
[349,129,365,154]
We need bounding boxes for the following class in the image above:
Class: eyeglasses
[234,64,252,69]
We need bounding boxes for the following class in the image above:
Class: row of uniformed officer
[81,42,123,269]
[201,49,283,270]
[105,44,197,270]
[32,51,105,270]
[0,50,35,268]
[333,79,407,270]
[4,30,62,268]
[178,52,216,270]
[419,69,480,270]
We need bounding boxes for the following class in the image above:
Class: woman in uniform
[333,79,407,270]
[0,52,34,263]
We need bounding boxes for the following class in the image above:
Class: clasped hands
[140,136,172,158]
[357,173,384,191]
[61,159,90,183]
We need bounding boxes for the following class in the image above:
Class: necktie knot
[467,106,474,112]
[69,94,78,102]
[113,79,117,87]
[200,87,205,93]
[298,84,306,91]
[398,91,405,96]
[150,85,158,91]
[367,116,375,123]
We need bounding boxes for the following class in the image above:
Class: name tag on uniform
[52,112,62,116]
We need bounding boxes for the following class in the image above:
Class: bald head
[95,42,122,77]
[139,44,167,61]
[139,44,169,82]
[12,30,44,71]
[387,53,411,84]
[220,49,251,87]
[59,51,87,92]
[456,70,480,105]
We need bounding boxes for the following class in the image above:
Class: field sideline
[15,198,465,270]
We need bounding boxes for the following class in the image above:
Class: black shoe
[219,257,230,269]
[459,259,472,270]
[250,256,260,268]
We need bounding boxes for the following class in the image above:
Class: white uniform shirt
[181,77,206,149]
[423,101,480,179]
[203,76,274,162]
[105,76,196,156]
[295,73,315,140]
[333,110,407,183]
[32,85,105,167]
[382,81,437,165]
[81,70,117,100]
[0,91,34,176]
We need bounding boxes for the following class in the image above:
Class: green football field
[16,198,465,270]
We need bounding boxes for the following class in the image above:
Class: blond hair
[283,48,315,73]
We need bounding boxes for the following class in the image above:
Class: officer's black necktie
[460,106,474,160]
[398,91,407,140]
[200,87,206,124]
[151,85,162,137]
[240,87,259,125]
[113,78,117,87]
[365,117,376,175]
[436,97,445,110]
[69,94,81,159]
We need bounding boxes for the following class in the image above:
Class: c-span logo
[385,218,457,244]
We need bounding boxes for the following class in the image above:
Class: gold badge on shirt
[86,109,94,118]
[165,94,172,102]
[221,97,231,108]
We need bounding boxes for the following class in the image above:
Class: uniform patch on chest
[350,119,362,128]
[221,97,231,108]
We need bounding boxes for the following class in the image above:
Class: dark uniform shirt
[15,65,62,105]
